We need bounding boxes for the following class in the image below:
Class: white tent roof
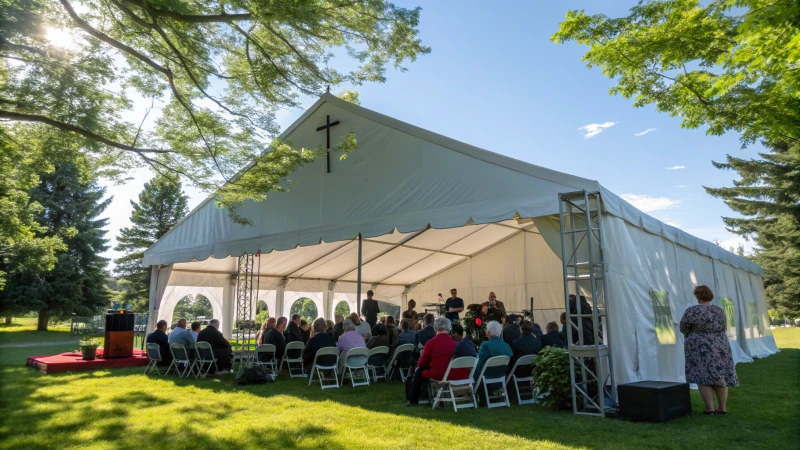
[144,92,762,277]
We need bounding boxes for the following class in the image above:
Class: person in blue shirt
[450,323,477,358]
[444,288,464,323]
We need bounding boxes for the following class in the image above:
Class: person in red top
[406,317,456,406]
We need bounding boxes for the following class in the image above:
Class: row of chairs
[144,342,221,378]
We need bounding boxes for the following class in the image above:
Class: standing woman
[680,285,738,415]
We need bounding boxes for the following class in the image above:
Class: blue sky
[100,0,760,265]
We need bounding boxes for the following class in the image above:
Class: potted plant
[79,337,101,361]
[531,346,574,410]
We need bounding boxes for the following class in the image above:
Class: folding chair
[340,347,370,387]
[476,355,511,408]
[166,343,196,378]
[431,356,478,411]
[506,355,536,405]
[386,344,414,382]
[279,341,306,378]
[308,347,340,389]
[195,341,219,378]
[144,343,164,375]
[367,346,390,382]
[254,344,277,375]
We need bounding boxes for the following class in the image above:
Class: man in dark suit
[264,317,288,360]
[540,321,566,349]
[146,320,172,366]
[510,320,542,377]
[197,319,232,372]
[502,314,521,347]
[286,314,304,342]
[416,313,436,348]
[361,290,380,330]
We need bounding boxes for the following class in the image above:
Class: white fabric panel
[712,261,753,364]
[733,269,779,358]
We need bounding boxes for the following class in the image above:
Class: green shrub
[78,337,101,350]
[531,346,572,409]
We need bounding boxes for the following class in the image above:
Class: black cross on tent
[316,115,340,173]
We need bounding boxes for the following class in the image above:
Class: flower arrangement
[463,303,505,345]
[78,337,101,360]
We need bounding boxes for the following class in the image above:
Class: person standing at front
[679,285,738,415]
[444,288,464,324]
[361,290,380,330]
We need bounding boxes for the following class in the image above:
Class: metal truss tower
[234,254,255,372]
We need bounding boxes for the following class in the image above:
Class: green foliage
[0,163,110,330]
[463,304,504,345]
[334,301,350,317]
[337,90,361,105]
[0,0,429,223]
[531,346,573,409]
[289,298,318,322]
[173,294,213,322]
[255,300,269,324]
[78,336,101,350]
[113,174,188,311]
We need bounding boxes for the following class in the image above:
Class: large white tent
[144,92,778,386]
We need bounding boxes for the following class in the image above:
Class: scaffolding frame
[234,253,256,373]
[558,190,616,416]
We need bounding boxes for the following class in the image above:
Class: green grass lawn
[0,325,797,450]
[0,318,75,345]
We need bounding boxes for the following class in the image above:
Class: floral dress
[679,304,738,386]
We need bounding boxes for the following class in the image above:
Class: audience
[333,314,344,342]
[303,318,337,371]
[407,318,458,406]
[197,319,232,374]
[146,320,172,366]
[502,314,521,347]
[337,319,367,371]
[300,319,310,344]
[190,321,201,342]
[368,323,392,349]
[325,319,335,337]
[264,317,288,360]
[350,312,371,341]
[168,318,196,357]
[385,315,397,336]
[531,322,544,339]
[402,299,417,320]
[417,313,436,347]
[541,321,566,349]
[510,320,542,377]
[474,321,512,381]
[393,318,419,353]
[451,323,477,358]
[287,314,304,343]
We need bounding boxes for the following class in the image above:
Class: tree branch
[0,109,170,154]
[121,0,253,23]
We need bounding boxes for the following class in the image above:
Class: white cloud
[578,121,616,139]
[635,128,656,136]
[665,165,686,170]
[675,184,690,188]
[620,193,682,213]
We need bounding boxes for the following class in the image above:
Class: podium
[104,312,135,359]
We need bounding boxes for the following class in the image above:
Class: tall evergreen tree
[706,141,800,316]
[114,175,188,312]
[0,163,110,330]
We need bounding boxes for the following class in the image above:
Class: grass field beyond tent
[0,319,798,450]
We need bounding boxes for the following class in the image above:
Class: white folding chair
[280,341,306,378]
[194,341,219,378]
[340,347,370,387]
[308,347,340,389]
[506,354,536,405]
[144,343,164,375]
[367,346,390,382]
[166,343,196,378]
[476,355,511,408]
[386,344,414,382]
[254,344,277,374]
[431,356,478,411]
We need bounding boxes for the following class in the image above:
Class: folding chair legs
[195,360,219,378]
[481,379,511,408]
[144,359,162,376]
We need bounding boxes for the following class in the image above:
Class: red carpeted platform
[26,349,149,374]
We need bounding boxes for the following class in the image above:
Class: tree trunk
[37,309,49,331]
[4,317,11,325]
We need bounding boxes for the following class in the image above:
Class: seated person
[474,320,513,382]
[303,318,337,371]
[407,318,457,406]
[333,314,345,342]
[482,291,506,314]
[263,317,288,361]
[531,322,544,339]
[325,319,335,337]
[167,317,196,358]
[286,314,304,343]
[541,321,566,349]
[502,314,521,347]
[417,313,436,348]
[196,319,232,374]
[368,323,392,349]
[451,323,477,358]
[391,318,419,363]
[385,315,397,337]
[510,320,542,377]
[146,320,172,366]
[402,299,417,320]
[349,312,371,341]
[190,321,201,342]
[336,319,367,371]
[300,319,310,344]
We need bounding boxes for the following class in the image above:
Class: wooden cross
[316,114,340,173]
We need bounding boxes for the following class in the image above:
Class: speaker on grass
[617,381,692,423]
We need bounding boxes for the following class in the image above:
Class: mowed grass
[0,325,797,450]
[0,318,75,345]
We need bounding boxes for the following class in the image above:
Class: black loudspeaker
[617,381,692,423]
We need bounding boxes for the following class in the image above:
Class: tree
[334,300,350,317]
[114,174,188,311]
[1,0,429,222]
[0,162,110,330]
[553,0,800,316]
[173,294,213,322]
[289,297,318,323]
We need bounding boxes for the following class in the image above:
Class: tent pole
[356,233,362,317]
